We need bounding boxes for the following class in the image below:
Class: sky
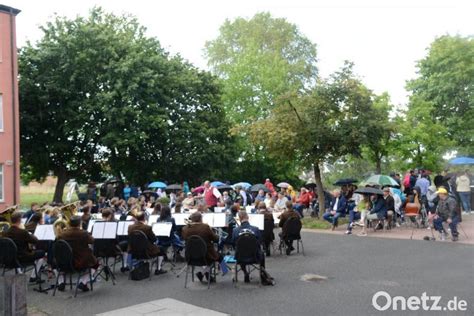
[8,0,474,107]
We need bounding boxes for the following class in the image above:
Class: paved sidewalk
[305,213,474,245]
[97,298,229,316]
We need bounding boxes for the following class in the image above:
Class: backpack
[260,268,275,286]
[130,261,150,281]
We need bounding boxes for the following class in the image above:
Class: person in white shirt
[456,170,471,214]
[274,192,288,211]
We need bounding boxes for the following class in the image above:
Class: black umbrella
[216,184,233,191]
[354,187,384,195]
[304,183,317,189]
[250,184,270,193]
[166,184,183,191]
[334,178,358,186]
[141,190,158,198]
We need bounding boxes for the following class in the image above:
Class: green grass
[302,216,349,230]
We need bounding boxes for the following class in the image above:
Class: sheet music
[213,213,227,227]
[188,208,198,214]
[273,212,282,225]
[146,208,154,214]
[148,215,159,224]
[87,220,97,233]
[202,213,213,226]
[21,218,27,225]
[245,206,254,213]
[34,225,56,241]
[152,223,172,237]
[92,222,104,239]
[248,214,264,230]
[104,222,118,239]
[114,214,121,221]
[117,221,134,236]
[214,207,225,213]
[172,213,189,226]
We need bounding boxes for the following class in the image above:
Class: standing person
[433,188,460,241]
[235,186,247,207]
[87,182,97,203]
[264,179,275,193]
[123,183,131,201]
[456,170,471,215]
[203,181,223,212]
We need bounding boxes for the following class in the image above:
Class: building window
[0,94,3,131]
[0,164,3,201]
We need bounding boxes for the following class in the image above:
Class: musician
[3,212,45,283]
[25,212,42,233]
[57,216,99,292]
[257,202,275,256]
[279,201,301,255]
[203,180,223,212]
[182,212,220,283]
[182,193,195,210]
[127,212,166,275]
[156,206,184,258]
[101,208,129,272]
[231,210,265,283]
[23,202,39,223]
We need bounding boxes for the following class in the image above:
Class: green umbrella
[361,174,399,187]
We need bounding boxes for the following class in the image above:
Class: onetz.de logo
[372,291,468,312]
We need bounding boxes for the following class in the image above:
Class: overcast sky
[9,0,473,107]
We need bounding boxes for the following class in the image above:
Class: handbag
[130,261,150,281]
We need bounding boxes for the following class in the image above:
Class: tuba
[0,205,18,224]
[53,217,68,236]
[59,202,78,224]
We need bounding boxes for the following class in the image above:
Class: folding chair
[183,235,216,289]
[52,240,93,298]
[404,203,420,239]
[234,232,262,285]
[128,231,159,280]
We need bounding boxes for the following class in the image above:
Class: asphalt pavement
[27,232,474,316]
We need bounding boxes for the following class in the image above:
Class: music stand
[92,222,119,285]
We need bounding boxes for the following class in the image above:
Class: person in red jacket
[294,187,311,218]
[264,178,275,193]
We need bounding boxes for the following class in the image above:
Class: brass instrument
[53,217,68,236]
[0,205,18,224]
[0,221,11,235]
[59,202,79,223]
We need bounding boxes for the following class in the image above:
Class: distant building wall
[0,5,20,211]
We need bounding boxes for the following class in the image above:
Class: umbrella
[361,175,399,187]
[250,184,270,193]
[333,178,358,186]
[304,183,317,189]
[216,184,233,191]
[355,187,384,195]
[166,184,182,191]
[105,177,121,184]
[192,186,205,194]
[277,182,290,188]
[232,182,252,189]
[211,181,225,187]
[448,157,474,165]
[141,190,158,198]
[148,181,167,189]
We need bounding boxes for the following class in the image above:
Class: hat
[436,188,448,195]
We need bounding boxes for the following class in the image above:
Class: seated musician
[182,212,220,283]
[127,212,166,275]
[25,212,43,234]
[57,216,99,292]
[3,212,45,283]
[279,201,301,255]
[231,210,266,283]
[23,202,39,223]
[156,206,184,261]
[101,208,129,272]
[257,202,275,256]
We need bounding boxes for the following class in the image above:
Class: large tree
[407,35,474,154]
[250,63,373,208]
[205,12,318,183]
[20,8,234,201]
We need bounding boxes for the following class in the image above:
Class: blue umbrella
[232,182,252,189]
[448,157,474,165]
[211,181,225,187]
[148,181,167,189]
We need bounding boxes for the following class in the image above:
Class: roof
[0,4,21,15]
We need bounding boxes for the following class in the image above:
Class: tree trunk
[313,161,325,214]
[53,168,69,203]
[375,158,382,174]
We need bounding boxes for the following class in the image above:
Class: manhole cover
[300,274,328,282]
